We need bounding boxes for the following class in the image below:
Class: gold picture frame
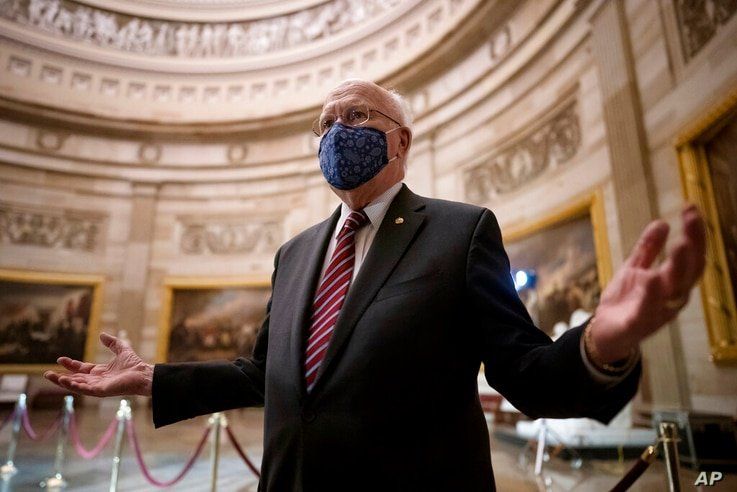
[0,269,104,373]
[157,275,271,363]
[675,87,737,364]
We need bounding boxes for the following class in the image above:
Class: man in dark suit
[45,79,706,491]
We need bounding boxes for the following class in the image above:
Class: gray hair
[387,88,414,129]
[329,78,413,129]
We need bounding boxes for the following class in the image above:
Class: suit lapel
[309,184,426,395]
[289,206,341,400]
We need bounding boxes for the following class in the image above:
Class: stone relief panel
[464,99,581,203]
[673,0,737,61]
[0,202,107,252]
[0,0,401,58]
[178,215,282,255]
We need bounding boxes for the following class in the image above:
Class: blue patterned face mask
[318,123,398,190]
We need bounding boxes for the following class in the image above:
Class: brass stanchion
[209,412,225,492]
[609,445,658,492]
[108,400,131,492]
[41,395,73,490]
[659,422,682,492]
[0,394,25,482]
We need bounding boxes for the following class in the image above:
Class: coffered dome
[0,0,501,125]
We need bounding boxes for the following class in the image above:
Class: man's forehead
[322,84,389,111]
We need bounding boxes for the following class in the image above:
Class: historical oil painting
[504,203,605,338]
[159,278,270,363]
[0,270,102,372]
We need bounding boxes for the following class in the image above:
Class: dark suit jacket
[152,184,640,492]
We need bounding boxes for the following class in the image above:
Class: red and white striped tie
[304,210,370,392]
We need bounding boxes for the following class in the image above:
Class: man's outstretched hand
[590,203,707,363]
[43,333,153,397]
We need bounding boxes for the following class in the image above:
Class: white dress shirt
[318,181,403,285]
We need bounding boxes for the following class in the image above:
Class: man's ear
[396,127,412,156]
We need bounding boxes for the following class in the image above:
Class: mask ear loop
[384,126,404,163]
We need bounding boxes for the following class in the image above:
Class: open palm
[44,333,153,397]
[590,204,706,362]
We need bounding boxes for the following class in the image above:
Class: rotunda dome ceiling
[0,0,504,127]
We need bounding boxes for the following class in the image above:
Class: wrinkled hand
[590,204,706,362]
[43,333,153,397]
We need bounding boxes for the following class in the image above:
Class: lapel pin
[395,217,404,224]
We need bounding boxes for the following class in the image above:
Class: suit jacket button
[301,409,316,422]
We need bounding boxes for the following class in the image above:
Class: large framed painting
[157,276,271,363]
[501,190,612,337]
[0,269,103,373]
[676,87,737,364]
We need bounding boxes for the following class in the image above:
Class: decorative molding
[39,64,62,84]
[7,55,31,77]
[0,202,106,252]
[463,98,581,202]
[226,143,248,164]
[673,0,737,61]
[35,129,68,151]
[488,24,511,61]
[138,142,162,163]
[178,215,282,255]
[0,0,401,58]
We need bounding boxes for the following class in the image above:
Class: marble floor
[0,402,733,491]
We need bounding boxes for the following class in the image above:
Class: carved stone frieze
[464,99,581,203]
[674,0,737,61]
[0,0,401,58]
[0,203,106,252]
[179,215,282,255]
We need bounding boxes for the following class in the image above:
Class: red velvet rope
[69,415,118,459]
[224,425,261,478]
[126,419,211,488]
[21,408,62,441]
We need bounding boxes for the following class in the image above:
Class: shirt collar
[337,181,403,235]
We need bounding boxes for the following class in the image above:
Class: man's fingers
[56,375,100,397]
[57,357,95,374]
[44,371,62,386]
[658,205,708,297]
[682,204,707,276]
[45,370,109,398]
[100,332,123,355]
[53,375,83,394]
[627,219,670,269]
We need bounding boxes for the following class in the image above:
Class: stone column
[588,0,690,410]
[116,182,159,352]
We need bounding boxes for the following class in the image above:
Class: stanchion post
[533,419,547,476]
[209,412,226,492]
[108,399,131,492]
[0,394,26,481]
[41,395,73,490]
[659,422,682,492]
